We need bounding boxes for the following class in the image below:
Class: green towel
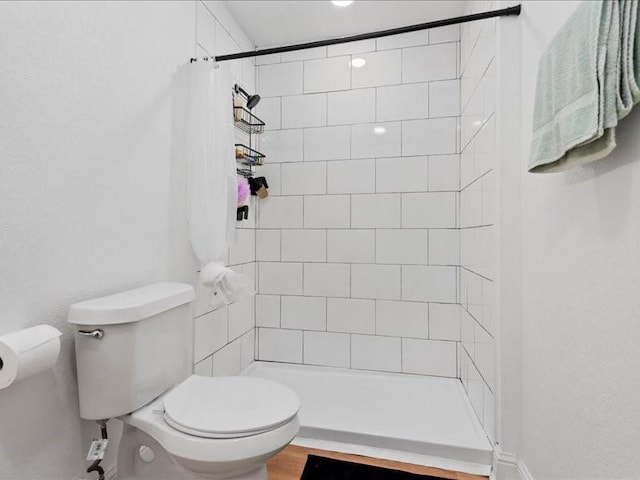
[528,1,640,173]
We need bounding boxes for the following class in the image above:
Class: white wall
[459,0,498,444]
[516,1,640,479]
[0,2,254,478]
[253,27,463,377]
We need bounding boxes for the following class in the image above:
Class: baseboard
[493,447,533,480]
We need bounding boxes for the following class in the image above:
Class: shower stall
[193,1,512,476]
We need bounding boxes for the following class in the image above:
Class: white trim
[492,447,534,480]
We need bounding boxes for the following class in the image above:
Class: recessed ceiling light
[351,57,366,68]
[374,126,386,135]
[332,0,354,6]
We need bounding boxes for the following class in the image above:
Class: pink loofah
[237,177,250,204]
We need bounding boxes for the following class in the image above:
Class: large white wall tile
[259,62,303,97]
[261,129,303,163]
[213,340,242,376]
[401,192,456,228]
[281,229,326,262]
[327,298,375,334]
[402,338,457,377]
[327,229,375,263]
[255,163,281,195]
[281,93,327,129]
[429,229,460,265]
[402,43,457,83]
[194,308,228,362]
[282,46,326,62]
[429,155,459,191]
[258,196,303,229]
[304,263,351,297]
[194,356,213,376]
[430,25,460,44]
[281,296,326,331]
[377,83,429,122]
[328,39,376,56]
[281,162,327,195]
[256,294,280,328]
[376,156,429,192]
[376,229,428,264]
[228,296,254,340]
[376,31,429,50]
[352,50,401,88]
[429,303,461,341]
[304,195,350,228]
[376,300,428,338]
[256,230,280,261]
[430,80,460,117]
[351,264,401,300]
[304,331,350,368]
[240,330,255,370]
[304,56,351,93]
[352,122,401,158]
[351,335,401,372]
[304,126,351,161]
[229,228,255,265]
[258,328,303,363]
[255,97,281,130]
[328,159,375,194]
[258,262,303,295]
[402,118,457,156]
[351,194,400,228]
[328,89,376,125]
[255,53,281,66]
[402,265,457,303]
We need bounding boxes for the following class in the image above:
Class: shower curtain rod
[205,5,521,63]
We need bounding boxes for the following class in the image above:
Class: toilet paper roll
[0,325,62,390]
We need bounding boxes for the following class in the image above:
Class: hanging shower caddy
[233,84,266,222]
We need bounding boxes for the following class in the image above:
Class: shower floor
[242,362,492,476]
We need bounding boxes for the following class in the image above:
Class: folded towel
[529,1,623,173]
[201,262,253,308]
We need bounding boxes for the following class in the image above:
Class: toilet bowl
[118,375,300,480]
[68,283,300,480]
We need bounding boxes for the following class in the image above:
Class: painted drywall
[252,27,463,377]
[0,1,255,478]
[459,0,497,444]
[519,1,640,478]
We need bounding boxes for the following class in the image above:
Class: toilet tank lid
[68,282,195,326]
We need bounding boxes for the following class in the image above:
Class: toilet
[68,282,300,480]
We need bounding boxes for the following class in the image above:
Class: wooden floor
[267,445,488,480]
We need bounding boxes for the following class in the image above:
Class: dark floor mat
[300,455,450,480]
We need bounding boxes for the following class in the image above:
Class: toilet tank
[68,283,195,420]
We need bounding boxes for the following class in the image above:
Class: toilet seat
[163,375,300,439]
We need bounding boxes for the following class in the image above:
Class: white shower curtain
[186,61,249,306]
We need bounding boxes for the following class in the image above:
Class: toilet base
[117,425,270,480]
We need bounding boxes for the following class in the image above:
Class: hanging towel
[186,62,252,306]
[528,1,623,173]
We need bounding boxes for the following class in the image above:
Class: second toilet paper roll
[0,325,62,390]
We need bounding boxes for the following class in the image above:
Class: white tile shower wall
[458,0,497,444]
[192,1,256,378]
[255,27,462,379]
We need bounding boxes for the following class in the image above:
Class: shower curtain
[186,61,249,307]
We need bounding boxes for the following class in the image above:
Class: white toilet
[69,282,300,480]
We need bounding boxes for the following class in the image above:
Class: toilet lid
[163,375,300,439]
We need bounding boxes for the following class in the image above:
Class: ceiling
[223,1,467,48]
